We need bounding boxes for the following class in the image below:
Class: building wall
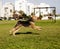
[15,0,51,17]
[15,0,27,14]
[27,3,34,15]
[1,2,14,19]
[1,0,57,20]
[15,0,34,15]
[35,3,51,17]
[0,0,2,17]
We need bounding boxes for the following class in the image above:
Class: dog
[10,11,41,36]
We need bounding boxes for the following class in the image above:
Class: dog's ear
[32,16,37,21]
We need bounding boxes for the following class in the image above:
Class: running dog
[10,11,41,36]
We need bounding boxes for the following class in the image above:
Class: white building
[15,0,34,15]
[15,0,51,16]
[35,3,51,17]
[27,3,34,15]
[1,2,14,19]
[15,0,27,14]
[0,0,2,17]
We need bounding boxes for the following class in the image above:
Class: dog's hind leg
[9,28,15,35]
[12,25,21,36]
[10,25,21,36]
[13,28,20,36]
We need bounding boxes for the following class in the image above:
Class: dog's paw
[38,29,42,31]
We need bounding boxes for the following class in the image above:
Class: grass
[0,20,60,49]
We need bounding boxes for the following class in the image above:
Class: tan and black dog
[10,11,41,36]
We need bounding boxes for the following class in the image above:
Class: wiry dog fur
[10,11,41,36]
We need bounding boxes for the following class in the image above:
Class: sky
[2,0,60,14]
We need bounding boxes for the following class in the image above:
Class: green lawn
[0,20,60,49]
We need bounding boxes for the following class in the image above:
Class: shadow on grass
[15,32,39,35]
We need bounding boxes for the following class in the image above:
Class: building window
[19,6,22,8]
[4,7,8,12]
[19,3,22,5]
[5,7,8,9]
[10,9,12,12]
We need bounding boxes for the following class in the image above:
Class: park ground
[0,20,60,49]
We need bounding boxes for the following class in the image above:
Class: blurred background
[0,0,60,20]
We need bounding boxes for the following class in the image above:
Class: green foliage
[0,20,60,49]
